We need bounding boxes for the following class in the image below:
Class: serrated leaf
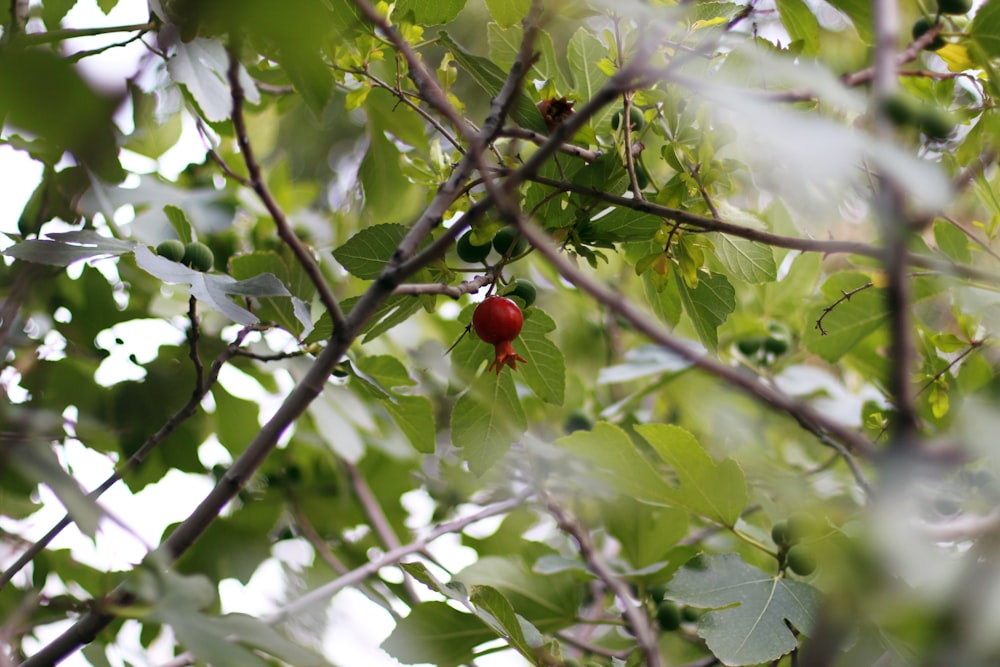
[395,0,467,24]
[451,370,527,475]
[517,310,565,405]
[230,252,313,335]
[676,271,736,349]
[3,230,136,265]
[602,496,689,570]
[332,223,408,279]
[709,233,776,283]
[135,246,290,325]
[380,602,489,667]
[356,355,436,453]
[666,554,822,666]
[635,424,747,527]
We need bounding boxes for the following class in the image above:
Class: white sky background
[1,2,508,666]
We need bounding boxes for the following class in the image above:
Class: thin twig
[226,44,347,335]
[815,282,874,336]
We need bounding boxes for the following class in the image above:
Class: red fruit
[472,296,527,374]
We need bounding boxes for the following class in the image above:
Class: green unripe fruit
[937,0,972,15]
[563,412,593,434]
[656,600,682,631]
[786,545,817,576]
[771,521,793,547]
[155,239,186,262]
[912,17,946,50]
[648,582,669,602]
[918,107,957,140]
[456,231,492,263]
[182,241,214,272]
[764,323,790,356]
[634,164,650,190]
[507,279,537,308]
[612,107,645,132]
[681,606,700,623]
[737,336,764,356]
[493,227,528,258]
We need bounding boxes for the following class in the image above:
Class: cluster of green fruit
[771,513,820,576]
[736,322,790,362]
[155,239,215,272]
[647,583,698,632]
[455,226,528,264]
[911,0,972,51]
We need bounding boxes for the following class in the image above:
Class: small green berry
[611,107,645,132]
[648,583,669,602]
[786,545,817,576]
[182,241,214,272]
[456,231,492,263]
[937,0,972,15]
[155,239,186,262]
[737,336,764,357]
[507,279,537,308]
[771,521,793,547]
[492,227,528,258]
[787,512,820,541]
[912,17,946,50]
[656,600,682,631]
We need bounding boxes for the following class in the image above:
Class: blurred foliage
[4,0,1000,666]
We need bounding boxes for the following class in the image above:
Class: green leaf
[437,32,547,133]
[488,24,570,92]
[485,0,531,27]
[211,384,260,457]
[332,223,408,279]
[395,0,467,24]
[554,422,674,504]
[96,0,118,13]
[451,370,527,475]
[802,272,884,362]
[566,28,613,129]
[676,270,736,349]
[666,554,822,666]
[210,614,330,666]
[168,38,260,123]
[356,355,437,453]
[126,87,183,160]
[709,233,777,283]
[971,0,1000,58]
[822,0,872,40]
[470,584,544,660]
[4,230,136,265]
[776,0,820,55]
[380,602,489,667]
[40,0,78,29]
[455,553,584,632]
[602,496,689,570]
[517,309,565,405]
[134,246,292,326]
[635,424,748,527]
[933,219,972,264]
[0,48,123,181]
[229,252,313,335]
[163,205,194,244]
[583,209,662,244]
[8,441,104,538]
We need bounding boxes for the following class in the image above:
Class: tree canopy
[4,0,1000,665]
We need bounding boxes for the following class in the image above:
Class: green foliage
[4,1,1000,666]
